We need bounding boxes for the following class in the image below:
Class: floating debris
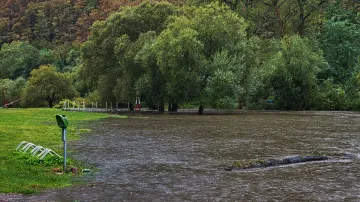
[82,169,91,173]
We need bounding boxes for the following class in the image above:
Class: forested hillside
[1,0,359,113]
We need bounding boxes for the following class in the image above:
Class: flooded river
[20,111,360,201]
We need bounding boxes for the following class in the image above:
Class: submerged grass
[229,155,331,170]
[0,108,119,194]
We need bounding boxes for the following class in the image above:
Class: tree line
[1,0,359,113]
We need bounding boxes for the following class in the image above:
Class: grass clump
[14,151,70,167]
[108,114,128,119]
[0,108,112,194]
[227,155,330,171]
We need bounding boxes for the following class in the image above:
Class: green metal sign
[56,115,68,129]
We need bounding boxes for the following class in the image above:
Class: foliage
[15,151,70,167]
[203,37,263,110]
[113,32,158,103]
[316,79,347,110]
[189,0,331,37]
[152,2,248,110]
[80,1,177,107]
[22,65,78,108]
[1,0,360,111]
[135,36,166,110]
[204,51,240,109]
[85,90,101,103]
[0,0,145,46]
[0,77,26,106]
[265,35,328,110]
[0,41,40,79]
[320,10,360,83]
[153,15,205,105]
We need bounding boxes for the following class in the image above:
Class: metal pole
[62,128,67,172]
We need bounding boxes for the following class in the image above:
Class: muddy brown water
[17,111,360,201]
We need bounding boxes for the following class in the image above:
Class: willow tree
[152,2,248,114]
[80,1,176,107]
[265,36,328,110]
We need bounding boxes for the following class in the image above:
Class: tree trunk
[272,0,284,36]
[158,101,165,112]
[198,105,204,115]
[46,92,55,108]
[168,103,171,112]
[171,102,178,112]
[297,0,305,36]
[48,100,53,108]
[238,97,245,109]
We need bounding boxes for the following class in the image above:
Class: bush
[15,151,70,167]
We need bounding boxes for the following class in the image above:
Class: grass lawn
[0,108,122,194]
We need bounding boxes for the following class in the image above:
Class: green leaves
[320,18,360,83]
[265,36,328,110]
[80,2,177,106]
[79,2,262,111]
[154,20,204,72]
[0,77,26,106]
[0,41,40,79]
[205,51,239,109]
[22,66,78,108]
[69,1,360,111]
[151,2,248,107]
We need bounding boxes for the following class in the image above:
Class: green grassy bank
[0,108,115,194]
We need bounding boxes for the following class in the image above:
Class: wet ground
[16,111,360,201]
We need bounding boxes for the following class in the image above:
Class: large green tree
[135,32,167,111]
[152,2,248,113]
[113,31,160,109]
[265,35,328,110]
[80,1,176,108]
[22,65,78,108]
[320,4,360,83]
[204,37,262,110]
[0,41,40,79]
[0,77,26,107]
[204,51,240,109]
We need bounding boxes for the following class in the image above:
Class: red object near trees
[134,104,141,111]
[134,97,141,111]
